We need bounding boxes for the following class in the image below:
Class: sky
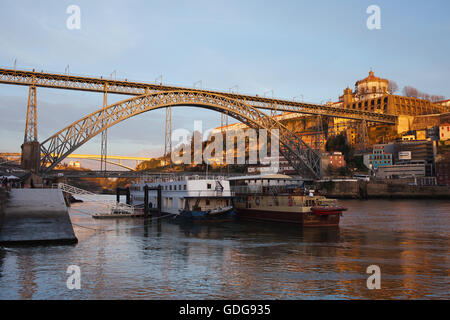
[0,0,449,168]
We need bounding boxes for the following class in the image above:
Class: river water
[0,197,449,299]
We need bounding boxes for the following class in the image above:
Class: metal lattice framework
[40,90,322,178]
[24,86,38,142]
[0,68,399,123]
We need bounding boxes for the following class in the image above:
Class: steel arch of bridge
[40,90,322,178]
[75,158,135,171]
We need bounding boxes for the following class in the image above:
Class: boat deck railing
[232,185,307,196]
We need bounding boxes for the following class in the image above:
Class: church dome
[355,70,388,86]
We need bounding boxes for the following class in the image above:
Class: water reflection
[0,198,448,299]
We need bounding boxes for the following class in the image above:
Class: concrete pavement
[0,189,77,245]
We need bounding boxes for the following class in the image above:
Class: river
[0,197,449,299]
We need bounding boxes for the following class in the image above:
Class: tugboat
[129,175,235,221]
[229,174,347,227]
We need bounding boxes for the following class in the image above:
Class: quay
[316,179,450,199]
[0,188,77,245]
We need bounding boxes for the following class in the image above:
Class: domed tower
[355,70,389,100]
[342,86,353,105]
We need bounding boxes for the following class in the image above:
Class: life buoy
[288,195,293,207]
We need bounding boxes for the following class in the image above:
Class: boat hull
[236,208,341,227]
[176,208,236,222]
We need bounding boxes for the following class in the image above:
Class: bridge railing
[54,183,134,215]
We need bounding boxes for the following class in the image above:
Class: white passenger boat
[129,175,235,221]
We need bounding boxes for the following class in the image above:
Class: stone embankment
[0,188,77,245]
[316,180,450,199]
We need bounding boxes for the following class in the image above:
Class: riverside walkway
[0,188,77,245]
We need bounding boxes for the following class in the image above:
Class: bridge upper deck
[0,67,397,124]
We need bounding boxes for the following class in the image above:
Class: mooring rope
[71,223,111,233]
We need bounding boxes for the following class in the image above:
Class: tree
[402,86,445,102]
[388,80,398,94]
[431,95,445,102]
[402,86,419,98]
[325,132,350,157]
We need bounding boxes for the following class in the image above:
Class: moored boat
[229,174,347,227]
[130,175,236,221]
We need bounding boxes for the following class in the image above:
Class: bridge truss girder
[39,90,322,178]
[0,68,398,123]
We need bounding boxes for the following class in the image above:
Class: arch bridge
[39,90,322,178]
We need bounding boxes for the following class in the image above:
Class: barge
[229,174,347,227]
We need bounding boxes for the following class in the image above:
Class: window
[184,185,187,190]
[206,200,210,206]
[207,183,212,189]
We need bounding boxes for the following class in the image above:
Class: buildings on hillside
[363,144,393,169]
[330,71,448,146]
[334,70,446,115]
[439,123,450,141]
[363,140,437,180]
[204,70,448,179]
[321,152,346,176]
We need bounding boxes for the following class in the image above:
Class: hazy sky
[0,0,449,167]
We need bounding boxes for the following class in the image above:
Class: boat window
[206,199,210,205]
[174,185,177,191]
[184,185,187,190]
[207,183,212,189]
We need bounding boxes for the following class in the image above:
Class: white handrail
[55,183,134,214]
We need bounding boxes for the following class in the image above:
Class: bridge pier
[21,141,40,173]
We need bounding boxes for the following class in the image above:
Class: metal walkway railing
[55,183,134,215]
